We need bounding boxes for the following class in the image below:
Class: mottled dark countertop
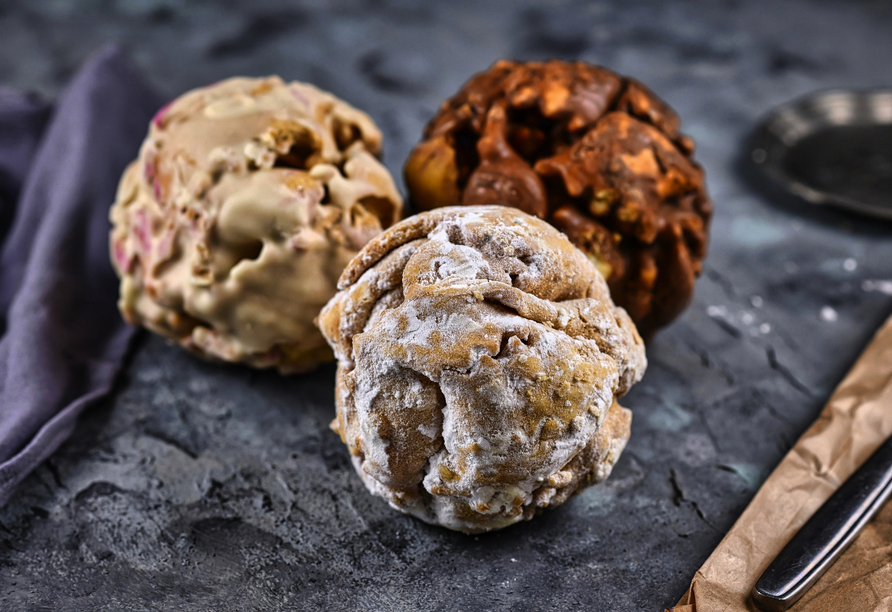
[2,1,892,610]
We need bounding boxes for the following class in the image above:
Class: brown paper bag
[671,313,892,612]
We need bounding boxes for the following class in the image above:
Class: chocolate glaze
[404,60,712,340]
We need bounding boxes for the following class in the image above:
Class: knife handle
[753,434,892,612]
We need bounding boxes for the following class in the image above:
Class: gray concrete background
[1,0,892,610]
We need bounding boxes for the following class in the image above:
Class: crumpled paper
[671,312,892,612]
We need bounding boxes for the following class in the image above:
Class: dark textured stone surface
[2,1,892,610]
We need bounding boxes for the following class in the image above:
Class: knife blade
[752,432,892,611]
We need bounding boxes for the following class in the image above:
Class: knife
[752,432,892,611]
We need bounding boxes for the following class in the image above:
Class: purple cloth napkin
[0,47,162,506]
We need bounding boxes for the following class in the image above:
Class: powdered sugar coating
[110,76,402,372]
[319,206,646,532]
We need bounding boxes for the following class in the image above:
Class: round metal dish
[749,89,892,220]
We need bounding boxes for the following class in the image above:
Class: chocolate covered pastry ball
[110,76,402,372]
[404,60,711,340]
[318,206,646,533]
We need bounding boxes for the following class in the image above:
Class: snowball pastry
[110,76,402,372]
[319,206,646,532]
[404,60,711,341]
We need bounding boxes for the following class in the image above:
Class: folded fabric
[0,46,162,507]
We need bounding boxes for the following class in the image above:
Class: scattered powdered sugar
[707,305,727,318]
[707,304,772,336]
[863,280,892,295]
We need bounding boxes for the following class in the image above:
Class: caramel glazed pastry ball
[110,76,402,372]
[319,206,646,533]
[404,60,711,341]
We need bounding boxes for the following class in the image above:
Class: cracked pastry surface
[110,76,402,372]
[318,206,646,533]
[403,59,711,341]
